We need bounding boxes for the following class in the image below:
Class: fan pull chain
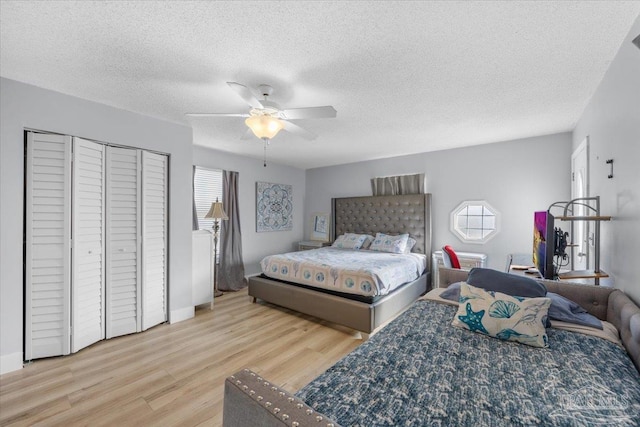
[262,137,268,167]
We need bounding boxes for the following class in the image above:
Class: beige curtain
[371,173,425,196]
[218,170,247,291]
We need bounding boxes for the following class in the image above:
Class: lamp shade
[204,198,228,220]
[245,115,284,139]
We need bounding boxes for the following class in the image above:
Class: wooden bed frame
[248,193,432,337]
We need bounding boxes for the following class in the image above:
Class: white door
[141,151,168,330]
[571,137,589,271]
[105,147,142,338]
[71,137,106,353]
[25,132,72,360]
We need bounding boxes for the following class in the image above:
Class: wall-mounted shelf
[558,270,609,280]
[555,215,612,221]
[548,196,611,285]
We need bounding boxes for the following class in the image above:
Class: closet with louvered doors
[24,132,72,360]
[141,151,168,331]
[24,131,168,361]
[105,147,142,339]
[71,137,107,353]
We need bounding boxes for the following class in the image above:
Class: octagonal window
[450,201,500,244]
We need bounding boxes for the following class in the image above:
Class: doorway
[570,137,589,271]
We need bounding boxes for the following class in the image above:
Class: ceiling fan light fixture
[245,115,284,139]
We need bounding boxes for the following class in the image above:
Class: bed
[225,268,640,426]
[248,193,433,337]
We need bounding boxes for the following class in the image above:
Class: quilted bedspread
[296,300,640,426]
[260,248,426,297]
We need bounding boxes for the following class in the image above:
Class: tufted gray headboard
[332,194,432,272]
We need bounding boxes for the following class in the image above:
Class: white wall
[192,145,306,276]
[573,16,640,303]
[305,133,572,271]
[0,78,193,373]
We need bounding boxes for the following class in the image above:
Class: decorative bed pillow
[441,281,553,326]
[403,237,417,253]
[467,267,547,297]
[441,282,603,330]
[331,233,369,250]
[360,234,375,249]
[452,283,551,348]
[369,233,409,254]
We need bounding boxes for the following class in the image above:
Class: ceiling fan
[186,82,337,142]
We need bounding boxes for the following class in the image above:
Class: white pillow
[331,233,369,250]
[369,233,410,254]
[403,236,417,253]
[360,234,375,249]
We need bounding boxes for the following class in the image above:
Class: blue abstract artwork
[256,181,293,232]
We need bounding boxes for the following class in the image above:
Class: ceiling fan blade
[185,113,250,117]
[227,82,264,109]
[280,106,337,120]
[282,120,317,141]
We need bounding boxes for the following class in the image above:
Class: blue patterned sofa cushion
[452,283,551,348]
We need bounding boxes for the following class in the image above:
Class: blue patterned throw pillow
[452,283,551,348]
[331,233,369,250]
[368,232,409,254]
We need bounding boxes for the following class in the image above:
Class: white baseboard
[170,306,195,324]
[0,352,23,375]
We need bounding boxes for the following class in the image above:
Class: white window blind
[194,167,223,231]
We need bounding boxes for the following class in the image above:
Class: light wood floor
[0,289,362,426]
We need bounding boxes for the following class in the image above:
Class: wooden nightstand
[298,240,330,251]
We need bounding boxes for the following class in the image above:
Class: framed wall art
[256,181,293,232]
[309,212,330,242]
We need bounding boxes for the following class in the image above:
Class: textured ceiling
[1,1,639,169]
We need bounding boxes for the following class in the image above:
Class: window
[193,166,223,231]
[450,200,499,244]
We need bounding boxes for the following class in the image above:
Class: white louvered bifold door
[141,151,168,330]
[105,147,142,338]
[25,132,72,360]
[71,137,106,353]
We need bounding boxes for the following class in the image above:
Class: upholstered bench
[223,368,340,427]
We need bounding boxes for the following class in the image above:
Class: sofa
[223,268,640,426]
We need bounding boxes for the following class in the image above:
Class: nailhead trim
[233,370,341,426]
